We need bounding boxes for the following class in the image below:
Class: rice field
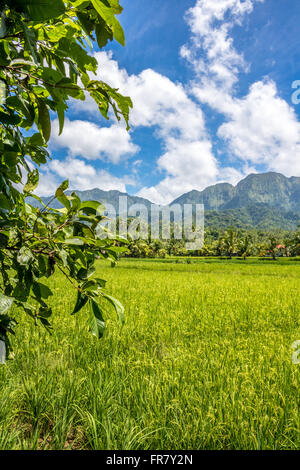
[0,258,300,450]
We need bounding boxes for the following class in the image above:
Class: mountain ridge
[172,172,300,211]
[29,172,300,230]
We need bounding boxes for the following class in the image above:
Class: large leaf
[37,99,51,142]
[24,169,39,193]
[63,238,85,245]
[89,299,105,338]
[71,291,88,315]
[14,0,66,21]
[80,200,104,215]
[57,101,65,135]
[32,282,53,300]
[101,292,124,324]
[91,0,125,46]
[55,180,71,210]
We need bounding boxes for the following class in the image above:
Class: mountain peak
[29,172,300,229]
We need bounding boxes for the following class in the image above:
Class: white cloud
[50,118,139,164]
[36,157,134,196]
[137,140,219,204]
[182,0,300,179]
[181,0,259,93]
[217,80,300,175]
[74,51,208,142]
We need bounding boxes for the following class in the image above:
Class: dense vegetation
[0,258,299,450]
[124,227,300,259]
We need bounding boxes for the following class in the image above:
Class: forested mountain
[29,172,300,229]
[172,172,300,212]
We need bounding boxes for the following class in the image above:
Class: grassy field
[0,258,300,450]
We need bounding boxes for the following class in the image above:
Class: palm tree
[286,231,300,256]
[238,234,253,260]
[221,229,237,259]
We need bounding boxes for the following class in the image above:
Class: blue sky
[40,0,300,204]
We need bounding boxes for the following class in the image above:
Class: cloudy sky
[40,0,300,204]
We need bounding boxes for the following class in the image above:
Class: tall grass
[0,259,299,449]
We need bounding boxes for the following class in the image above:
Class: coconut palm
[220,229,238,259]
[238,234,254,260]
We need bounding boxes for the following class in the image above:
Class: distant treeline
[121,227,300,259]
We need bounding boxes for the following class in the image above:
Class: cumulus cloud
[73,51,208,142]
[138,140,219,204]
[36,157,134,196]
[50,118,139,164]
[182,0,300,179]
[181,0,260,93]
[217,80,300,175]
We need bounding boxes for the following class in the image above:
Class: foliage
[0,0,132,361]
[122,225,300,260]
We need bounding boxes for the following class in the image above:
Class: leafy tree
[127,240,150,258]
[237,234,254,260]
[0,0,132,362]
[286,231,300,256]
[267,236,278,260]
[220,229,237,259]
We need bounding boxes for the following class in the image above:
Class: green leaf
[27,132,45,146]
[58,180,69,192]
[0,293,14,315]
[55,77,84,99]
[24,169,39,193]
[32,282,53,300]
[82,278,106,292]
[91,0,125,46]
[0,193,12,210]
[101,292,124,324]
[15,0,66,21]
[69,42,97,72]
[0,233,8,248]
[95,18,113,48]
[71,291,88,315]
[63,238,84,245]
[10,58,36,67]
[89,299,105,338]
[0,111,22,126]
[70,192,81,211]
[21,20,38,64]
[37,99,51,142]
[55,181,71,210]
[80,200,104,215]
[38,306,52,318]
[57,101,65,135]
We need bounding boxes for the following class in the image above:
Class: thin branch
[55,263,82,293]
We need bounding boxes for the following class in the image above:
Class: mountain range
[29,172,300,230]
